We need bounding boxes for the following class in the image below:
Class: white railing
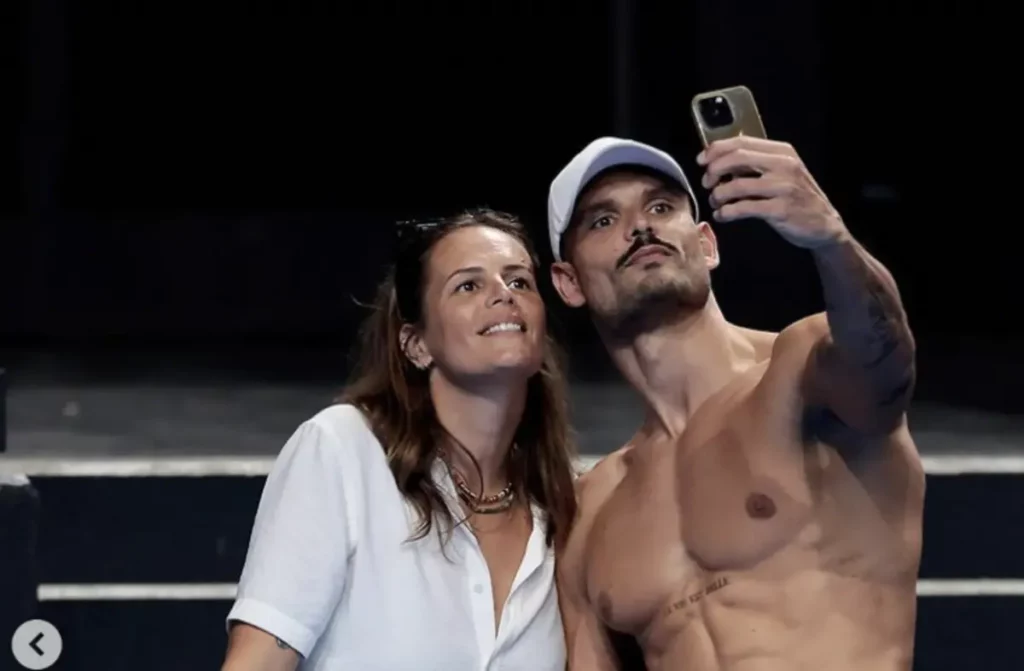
[3,453,1024,477]
[37,579,1024,602]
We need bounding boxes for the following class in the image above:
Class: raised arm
[805,237,915,432]
[701,136,915,434]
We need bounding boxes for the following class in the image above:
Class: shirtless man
[546,136,924,670]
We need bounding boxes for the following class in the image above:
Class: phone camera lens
[699,95,735,128]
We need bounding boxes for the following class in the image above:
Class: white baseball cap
[547,137,699,261]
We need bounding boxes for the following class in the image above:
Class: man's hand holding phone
[696,135,848,250]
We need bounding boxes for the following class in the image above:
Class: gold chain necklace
[437,446,516,515]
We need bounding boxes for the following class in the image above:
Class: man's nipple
[746,492,777,519]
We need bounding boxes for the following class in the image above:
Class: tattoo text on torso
[665,576,731,615]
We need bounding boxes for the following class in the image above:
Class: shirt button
[473,584,484,594]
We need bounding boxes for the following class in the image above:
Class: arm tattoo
[862,281,901,369]
[814,239,915,409]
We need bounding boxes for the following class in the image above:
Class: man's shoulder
[747,313,830,385]
[735,314,829,365]
[772,313,830,356]
[576,446,632,505]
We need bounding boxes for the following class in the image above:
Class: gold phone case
[691,85,767,147]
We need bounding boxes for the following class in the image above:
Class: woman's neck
[429,372,528,496]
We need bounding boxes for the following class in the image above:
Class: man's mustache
[616,234,678,269]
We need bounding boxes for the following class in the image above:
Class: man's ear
[399,323,432,370]
[550,261,586,308]
[697,221,721,271]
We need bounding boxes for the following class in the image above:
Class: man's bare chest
[582,399,817,634]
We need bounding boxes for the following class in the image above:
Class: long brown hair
[339,208,578,549]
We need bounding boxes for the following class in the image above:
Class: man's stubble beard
[598,269,712,344]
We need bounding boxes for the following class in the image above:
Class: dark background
[3,0,1016,412]
[2,2,1020,670]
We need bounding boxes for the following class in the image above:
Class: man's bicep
[782,315,912,435]
[807,336,913,435]
[222,622,300,671]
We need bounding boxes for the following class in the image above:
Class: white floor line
[37,579,1024,602]
[40,583,239,601]
[0,455,279,478]
[915,579,1024,597]
[4,453,1024,478]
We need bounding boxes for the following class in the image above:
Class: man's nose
[627,215,654,240]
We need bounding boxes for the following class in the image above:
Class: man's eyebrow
[573,197,617,225]
[645,184,683,199]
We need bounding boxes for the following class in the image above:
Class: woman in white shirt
[221,209,579,670]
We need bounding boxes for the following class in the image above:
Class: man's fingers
[697,136,795,166]
[713,196,786,223]
[702,150,797,189]
[708,177,790,210]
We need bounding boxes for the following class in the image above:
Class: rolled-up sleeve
[227,418,359,658]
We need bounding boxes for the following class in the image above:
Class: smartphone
[690,85,767,147]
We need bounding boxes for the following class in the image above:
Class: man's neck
[603,294,759,439]
[429,372,527,496]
